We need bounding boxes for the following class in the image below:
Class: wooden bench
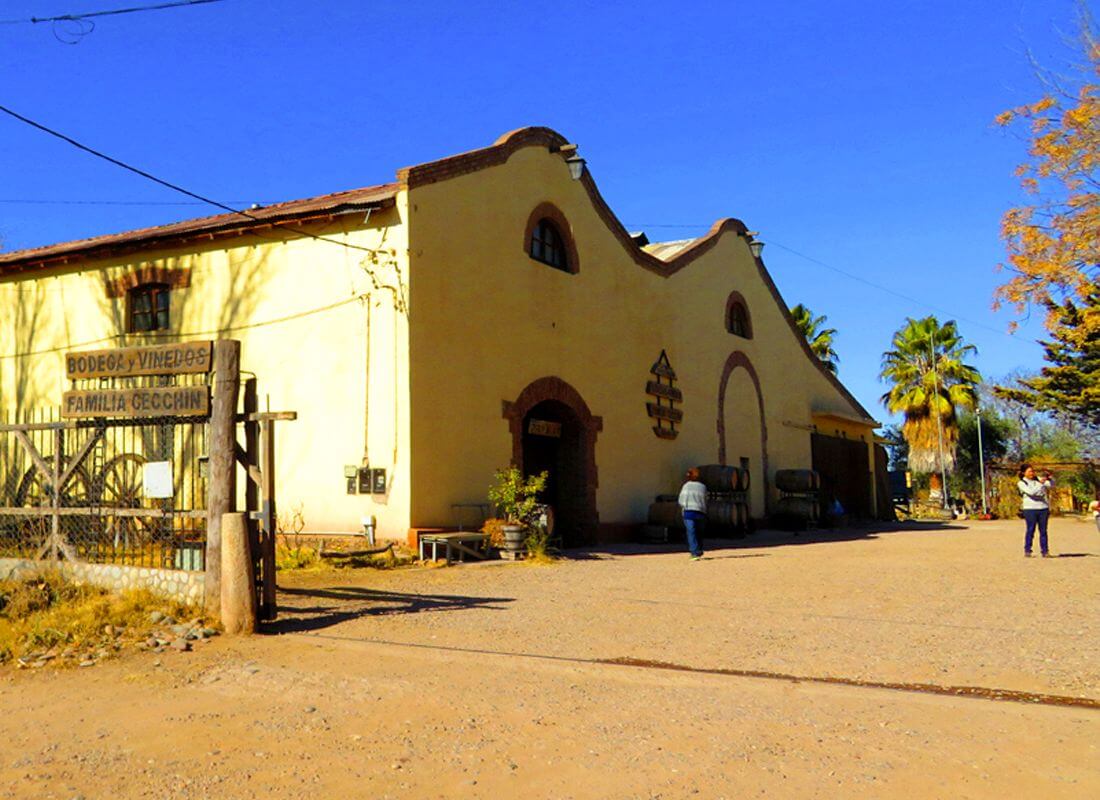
[418,531,488,564]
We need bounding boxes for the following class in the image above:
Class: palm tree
[880,316,981,480]
[790,303,840,373]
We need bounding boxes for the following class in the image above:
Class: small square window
[129,283,171,333]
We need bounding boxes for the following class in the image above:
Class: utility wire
[0,102,407,310]
[0,0,224,25]
[0,103,1023,334]
[0,198,274,206]
[627,221,1028,342]
[0,293,370,361]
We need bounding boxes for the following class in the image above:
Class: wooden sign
[61,386,211,419]
[646,402,684,423]
[645,380,683,402]
[528,419,562,438]
[647,350,681,440]
[66,341,213,379]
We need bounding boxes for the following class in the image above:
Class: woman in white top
[678,467,707,560]
[1017,464,1053,557]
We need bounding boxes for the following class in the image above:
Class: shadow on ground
[563,520,969,560]
[264,586,515,634]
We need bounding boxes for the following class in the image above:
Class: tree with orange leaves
[995,13,1099,423]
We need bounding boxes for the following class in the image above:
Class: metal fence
[0,397,209,571]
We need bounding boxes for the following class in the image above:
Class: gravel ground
[0,516,1097,799]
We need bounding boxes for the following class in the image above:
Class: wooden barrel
[737,466,751,493]
[775,469,820,493]
[648,500,684,528]
[775,496,819,520]
[697,464,737,492]
[708,500,737,528]
[734,502,748,530]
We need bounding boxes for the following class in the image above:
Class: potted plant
[487,467,548,556]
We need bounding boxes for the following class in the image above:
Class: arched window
[725,291,752,338]
[524,203,578,274]
[530,219,569,272]
[129,283,171,332]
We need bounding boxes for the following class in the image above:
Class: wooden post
[220,512,256,634]
[205,340,240,617]
[242,378,261,614]
[51,429,61,559]
[260,418,277,620]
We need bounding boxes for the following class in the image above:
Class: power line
[0,102,407,310]
[626,221,1027,342]
[0,198,274,206]
[0,292,371,361]
[0,0,225,26]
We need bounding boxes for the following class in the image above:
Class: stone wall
[0,557,205,607]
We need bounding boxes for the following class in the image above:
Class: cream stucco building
[0,127,881,545]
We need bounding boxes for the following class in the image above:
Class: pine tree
[995,292,1100,426]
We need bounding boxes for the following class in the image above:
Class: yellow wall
[0,206,413,539]
[406,144,875,528]
[1,132,878,540]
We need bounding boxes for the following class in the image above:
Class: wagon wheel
[14,459,93,508]
[98,453,153,550]
[13,459,94,553]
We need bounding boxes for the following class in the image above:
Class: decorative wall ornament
[646,350,683,439]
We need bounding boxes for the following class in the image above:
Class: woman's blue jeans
[1023,508,1050,554]
[684,513,706,558]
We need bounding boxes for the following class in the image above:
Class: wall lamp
[746,231,765,259]
[552,143,587,180]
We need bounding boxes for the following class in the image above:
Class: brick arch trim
[105,265,191,299]
[717,351,769,514]
[724,290,753,338]
[523,202,580,274]
[502,376,603,535]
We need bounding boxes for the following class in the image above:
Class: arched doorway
[717,351,769,516]
[503,377,601,547]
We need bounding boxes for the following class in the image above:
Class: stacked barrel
[644,494,683,539]
[774,469,821,526]
[643,464,751,542]
[697,464,750,536]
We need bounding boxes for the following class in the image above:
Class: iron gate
[0,401,209,570]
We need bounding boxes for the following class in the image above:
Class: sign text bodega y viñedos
[62,341,213,419]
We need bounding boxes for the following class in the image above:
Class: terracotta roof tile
[0,182,399,274]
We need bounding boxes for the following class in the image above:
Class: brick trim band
[105,266,192,299]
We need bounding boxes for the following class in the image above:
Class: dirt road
[2,518,1097,798]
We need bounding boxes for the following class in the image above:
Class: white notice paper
[142,461,174,499]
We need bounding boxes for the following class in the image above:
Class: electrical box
[371,468,387,494]
[357,468,372,494]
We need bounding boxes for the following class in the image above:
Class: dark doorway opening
[522,400,587,547]
[811,433,872,518]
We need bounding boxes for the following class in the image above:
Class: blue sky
[0,0,1086,420]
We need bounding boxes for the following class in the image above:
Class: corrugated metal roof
[0,182,399,274]
[642,238,698,261]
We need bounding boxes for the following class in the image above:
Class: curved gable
[402,126,875,423]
